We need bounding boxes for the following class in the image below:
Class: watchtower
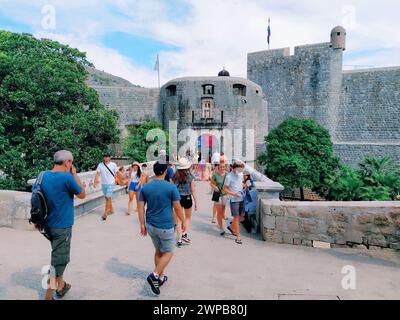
[330,26,346,50]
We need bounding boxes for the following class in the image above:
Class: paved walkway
[1,182,399,300]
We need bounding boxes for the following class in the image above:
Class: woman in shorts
[127,162,142,215]
[172,158,197,248]
[210,162,228,235]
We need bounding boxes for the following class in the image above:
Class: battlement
[248,42,335,66]
[247,47,291,61]
[343,65,400,74]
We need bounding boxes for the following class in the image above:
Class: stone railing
[0,191,31,230]
[260,200,400,250]
[0,161,155,230]
[243,164,285,232]
[245,165,400,251]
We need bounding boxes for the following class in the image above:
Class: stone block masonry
[247,33,400,167]
[93,86,160,138]
[260,200,400,250]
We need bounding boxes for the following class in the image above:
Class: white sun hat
[177,157,192,170]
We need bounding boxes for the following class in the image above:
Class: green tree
[258,117,339,199]
[123,121,172,163]
[325,157,400,201]
[0,31,120,190]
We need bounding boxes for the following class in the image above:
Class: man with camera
[36,150,86,300]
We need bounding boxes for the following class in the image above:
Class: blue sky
[0,0,399,87]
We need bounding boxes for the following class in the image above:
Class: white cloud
[33,31,158,87]
[2,0,400,86]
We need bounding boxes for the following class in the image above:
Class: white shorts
[214,195,227,206]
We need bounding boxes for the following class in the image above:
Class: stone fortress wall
[247,28,400,167]
[89,27,400,167]
[86,67,160,139]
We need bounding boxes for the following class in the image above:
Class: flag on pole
[154,54,160,88]
[154,54,159,71]
[267,18,271,48]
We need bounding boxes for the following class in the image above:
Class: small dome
[218,68,230,77]
[331,26,346,35]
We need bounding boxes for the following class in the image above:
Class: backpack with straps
[29,171,52,240]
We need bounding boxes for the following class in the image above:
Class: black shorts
[180,195,193,209]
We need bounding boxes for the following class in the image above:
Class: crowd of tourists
[32,149,257,299]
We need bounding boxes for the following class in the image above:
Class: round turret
[330,26,346,50]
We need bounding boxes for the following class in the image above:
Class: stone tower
[247,27,344,139]
[330,26,346,50]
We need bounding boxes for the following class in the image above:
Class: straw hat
[131,161,140,168]
[177,157,192,170]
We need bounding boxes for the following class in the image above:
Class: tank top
[130,170,140,183]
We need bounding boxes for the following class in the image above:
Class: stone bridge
[0,164,399,299]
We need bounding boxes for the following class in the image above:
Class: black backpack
[29,171,51,240]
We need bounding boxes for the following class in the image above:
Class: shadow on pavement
[325,249,400,269]
[10,268,44,299]
[105,257,148,280]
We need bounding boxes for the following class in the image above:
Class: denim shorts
[102,184,115,198]
[146,224,175,253]
[129,181,142,192]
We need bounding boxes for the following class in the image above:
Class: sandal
[235,239,243,245]
[56,282,71,298]
[227,225,237,236]
[101,215,107,221]
[212,219,217,224]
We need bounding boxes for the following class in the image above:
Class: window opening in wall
[202,84,215,95]
[166,85,177,97]
[233,84,246,96]
[202,99,214,119]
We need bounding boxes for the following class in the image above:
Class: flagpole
[158,54,160,89]
[267,18,271,50]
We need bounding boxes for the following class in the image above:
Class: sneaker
[147,273,160,295]
[182,233,191,243]
[177,241,183,248]
[158,275,168,287]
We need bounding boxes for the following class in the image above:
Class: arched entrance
[197,133,220,162]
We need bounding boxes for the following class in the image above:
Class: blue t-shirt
[140,179,181,229]
[164,167,175,182]
[38,171,83,229]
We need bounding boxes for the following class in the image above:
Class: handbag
[211,174,226,202]
[212,191,220,202]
